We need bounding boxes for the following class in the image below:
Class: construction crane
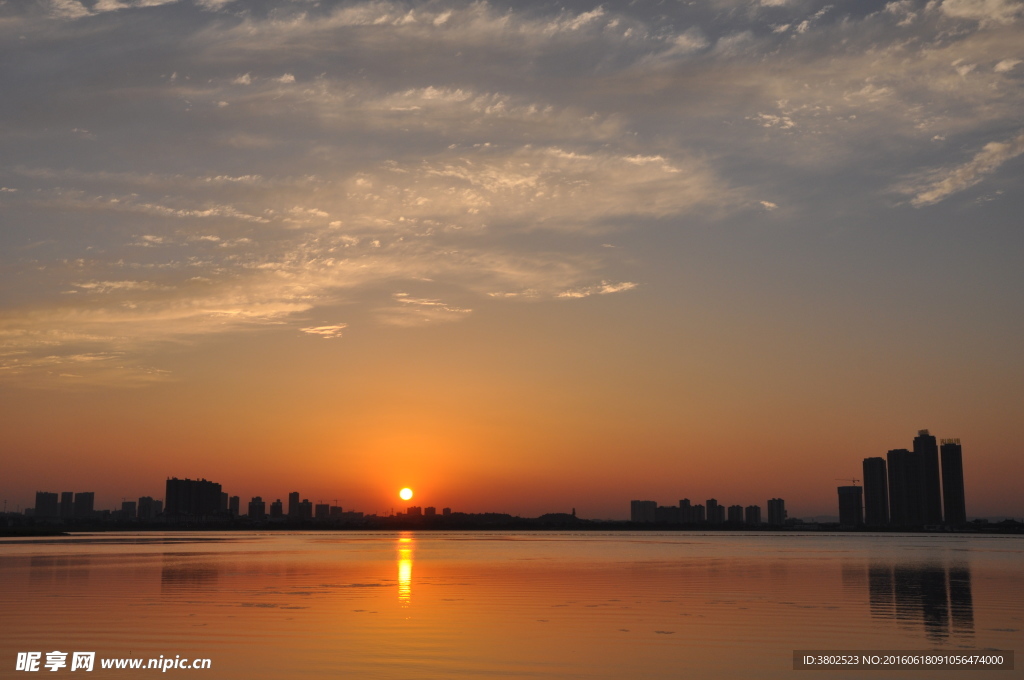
[835,478,861,486]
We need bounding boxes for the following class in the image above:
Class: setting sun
[399,488,413,501]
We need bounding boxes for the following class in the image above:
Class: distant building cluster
[31,490,163,522]
[838,430,968,528]
[629,497,787,527]
[400,506,452,518]
[28,477,366,526]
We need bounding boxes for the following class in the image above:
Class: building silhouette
[727,505,744,523]
[940,439,966,525]
[655,505,680,523]
[164,478,221,518]
[406,505,422,517]
[270,499,283,518]
[34,492,59,518]
[73,492,94,518]
[288,492,300,518]
[679,499,692,523]
[228,496,239,517]
[315,503,330,520]
[767,498,786,526]
[60,491,74,518]
[706,499,724,525]
[630,500,657,523]
[121,501,137,520]
[442,507,452,517]
[744,505,761,525]
[862,457,889,526]
[138,496,158,520]
[248,496,266,520]
[298,499,313,520]
[837,485,863,527]
[913,429,944,524]
[886,448,923,527]
[424,506,437,517]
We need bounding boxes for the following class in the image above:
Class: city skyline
[2,0,1023,520]
[15,429,998,522]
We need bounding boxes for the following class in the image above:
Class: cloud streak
[900,130,1024,206]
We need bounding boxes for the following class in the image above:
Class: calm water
[1,532,1020,678]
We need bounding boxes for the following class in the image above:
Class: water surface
[2,532,1020,678]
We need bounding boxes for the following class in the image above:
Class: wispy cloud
[300,324,347,338]
[898,130,1024,206]
[556,281,638,299]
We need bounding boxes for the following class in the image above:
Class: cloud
[48,0,90,19]
[51,0,181,17]
[300,324,347,338]
[939,0,1024,25]
[899,131,1024,206]
[377,293,473,326]
[556,281,638,299]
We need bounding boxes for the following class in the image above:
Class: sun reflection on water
[397,534,413,605]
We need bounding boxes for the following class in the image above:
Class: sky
[1,0,1022,519]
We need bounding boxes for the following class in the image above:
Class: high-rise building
[298,499,313,520]
[248,496,266,520]
[60,491,74,518]
[34,492,59,518]
[767,498,786,526]
[165,478,222,518]
[706,499,723,525]
[837,486,863,527]
[692,504,706,523]
[219,492,228,513]
[121,501,137,520]
[744,505,761,525]
[270,499,283,518]
[424,506,437,517]
[288,492,300,518]
[679,499,693,523]
[887,448,923,526]
[940,439,967,525]
[138,496,157,520]
[727,505,744,523]
[442,507,452,517]
[74,492,95,518]
[406,506,422,517]
[913,429,943,524]
[153,500,163,516]
[228,496,239,517]
[315,504,330,520]
[630,500,657,523]
[862,457,889,526]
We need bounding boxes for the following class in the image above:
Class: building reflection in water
[161,556,220,593]
[397,534,413,605]
[867,562,974,641]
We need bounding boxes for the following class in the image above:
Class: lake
[1,532,1020,678]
